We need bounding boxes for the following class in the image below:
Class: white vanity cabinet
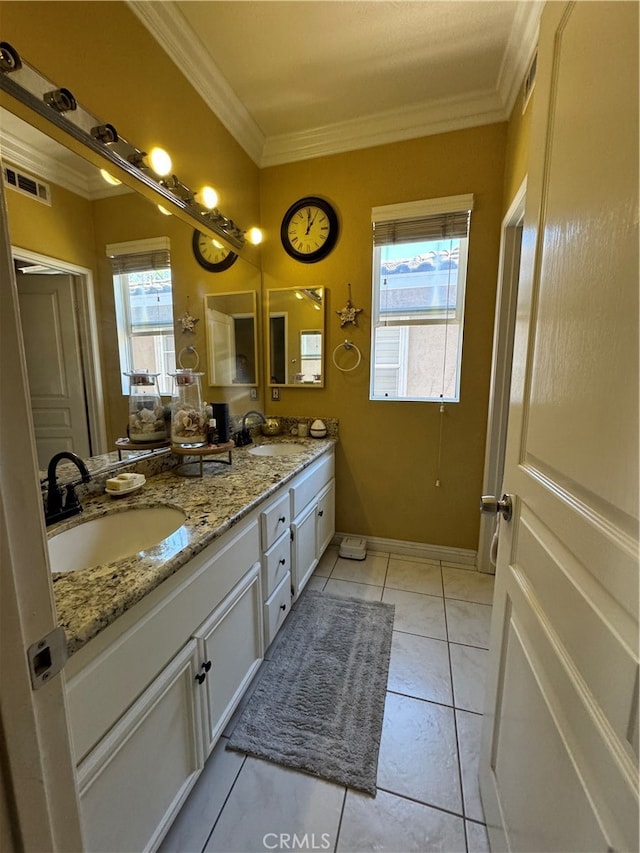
[65,518,263,853]
[259,492,293,648]
[289,449,335,599]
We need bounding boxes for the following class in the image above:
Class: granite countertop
[49,437,336,656]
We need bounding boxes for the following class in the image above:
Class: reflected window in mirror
[204,291,257,386]
[267,287,325,387]
[108,238,176,394]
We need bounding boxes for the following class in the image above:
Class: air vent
[523,50,537,113]
[2,164,51,205]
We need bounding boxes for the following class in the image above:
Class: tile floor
[159,548,495,853]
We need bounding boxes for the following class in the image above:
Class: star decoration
[336,283,363,327]
[179,310,199,333]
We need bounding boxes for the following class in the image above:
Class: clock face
[192,230,238,272]
[281,196,339,263]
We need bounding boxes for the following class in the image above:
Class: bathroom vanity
[54,439,335,852]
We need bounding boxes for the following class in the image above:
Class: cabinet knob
[280,603,287,612]
[202,660,212,673]
[278,515,286,524]
[195,672,206,685]
[318,509,324,517]
[279,558,286,565]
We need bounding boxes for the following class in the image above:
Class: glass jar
[169,370,207,446]
[125,370,167,443]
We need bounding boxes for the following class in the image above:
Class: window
[370,194,473,402]
[107,238,176,394]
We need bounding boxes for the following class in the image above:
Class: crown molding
[127,0,265,165]
[261,89,506,167]
[129,0,542,169]
[497,1,542,116]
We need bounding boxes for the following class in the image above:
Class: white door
[0,178,83,848]
[479,4,639,852]
[16,272,91,467]
[207,307,236,385]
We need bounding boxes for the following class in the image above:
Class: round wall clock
[192,230,238,272]
[280,196,339,263]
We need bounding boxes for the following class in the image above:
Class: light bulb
[148,147,172,177]
[200,185,219,209]
[157,204,172,216]
[313,303,321,311]
[100,169,121,186]
[295,291,304,300]
[247,227,263,245]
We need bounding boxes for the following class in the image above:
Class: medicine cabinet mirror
[204,291,258,386]
[267,287,325,387]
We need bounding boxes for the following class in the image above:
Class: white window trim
[370,194,473,404]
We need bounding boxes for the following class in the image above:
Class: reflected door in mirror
[204,292,257,386]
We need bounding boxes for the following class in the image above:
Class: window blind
[108,248,170,275]
[373,210,470,246]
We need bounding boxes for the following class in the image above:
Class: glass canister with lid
[169,369,207,446]
[125,370,168,443]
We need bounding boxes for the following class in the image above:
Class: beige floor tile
[446,599,492,648]
[386,558,443,596]
[315,545,339,577]
[450,643,489,714]
[443,565,495,605]
[203,757,344,852]
[323,578,383,602]
[382,588,446,640]
[388,632,452,705]
[330,553,388,585]
[456,709,485,822]
[305,574,327,591]
[377,692,462,814]
[337,788,466,852]
[158,736,244,853]
[466,820,491,853]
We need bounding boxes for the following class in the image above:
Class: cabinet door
[77,640,204,853]
[291,502,318,599]
[316,479,335,558]
[264,570,292,648]
[195,563,263,754]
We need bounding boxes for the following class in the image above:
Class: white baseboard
[332,531,477,568]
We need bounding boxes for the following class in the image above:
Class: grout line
[444,588,469,852]
[374,785,467,822]
[333,787,348,853]
[200,753,247,852]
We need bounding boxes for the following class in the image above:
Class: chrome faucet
[236,410,266,447]
[44,451,91,526]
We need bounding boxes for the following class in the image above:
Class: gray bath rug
[227,589,395,795]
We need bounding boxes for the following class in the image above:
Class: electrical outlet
[249,387,258,401]
[271,387,280,401]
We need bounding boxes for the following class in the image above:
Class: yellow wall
[261,124,508,549]
[2,1,534,552]
[502,81,534,211]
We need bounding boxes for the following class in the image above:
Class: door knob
[480,493,513,522]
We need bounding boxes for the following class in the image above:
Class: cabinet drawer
[263,529,291,598]
[264,571,292,648]
[260,491,290,549]
[290,452,334,517]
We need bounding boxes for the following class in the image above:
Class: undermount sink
[48,506,187,573]
[248,443,305,457]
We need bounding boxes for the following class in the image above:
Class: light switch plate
[271,387,280,401]
[249,387,258,401]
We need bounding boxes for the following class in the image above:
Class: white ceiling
[130,0,542,166]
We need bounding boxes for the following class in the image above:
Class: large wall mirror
[267,287,325,387]
[0,102,261,472]
[204,291,258,386]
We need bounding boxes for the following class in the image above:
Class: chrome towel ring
[332,340,362,372]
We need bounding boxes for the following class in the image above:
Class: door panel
[480,3,639,851]
[17,273,91,466]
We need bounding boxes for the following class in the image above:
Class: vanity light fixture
[0,40,248,251]
[160,174,195,205]
[246,227,263,246]
[200,185,219,209]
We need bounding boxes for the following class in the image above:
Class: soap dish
[105,473,146,497]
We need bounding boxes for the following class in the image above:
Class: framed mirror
[267,287,325,386]
[204,291,258,386]
[1,103,261,472]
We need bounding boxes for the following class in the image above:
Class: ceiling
[129,0,542,167]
